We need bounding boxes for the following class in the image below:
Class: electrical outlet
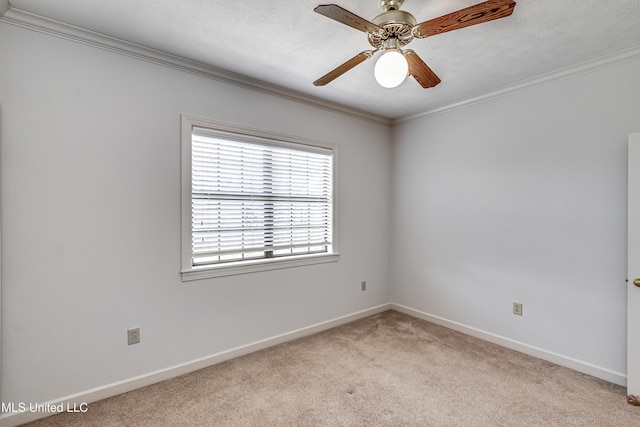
[513,302,523,316]
[127,328,140,345]
[361,281,367,291]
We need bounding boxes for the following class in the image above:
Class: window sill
[181,252,340,281]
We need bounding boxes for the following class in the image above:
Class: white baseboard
[391,303,627,387]
[0,303,392,427]
[4,301,624,426]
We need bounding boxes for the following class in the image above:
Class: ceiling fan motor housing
[369,9,416,49]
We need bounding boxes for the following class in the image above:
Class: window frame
[181,115,340,281]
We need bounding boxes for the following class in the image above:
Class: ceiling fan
[313,0,516,89]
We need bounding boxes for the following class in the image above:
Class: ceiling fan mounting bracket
[379,0,404,11]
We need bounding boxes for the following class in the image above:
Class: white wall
[391,57,640,382]
[0,22,391,409]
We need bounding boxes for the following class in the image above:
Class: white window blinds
[190,127,333,267]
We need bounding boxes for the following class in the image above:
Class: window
[181,115,339,280]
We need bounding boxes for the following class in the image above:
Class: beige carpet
[24,311,639,426]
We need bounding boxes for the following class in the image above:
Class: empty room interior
[2,0,640,425]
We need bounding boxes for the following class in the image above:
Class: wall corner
[0,1,10,18]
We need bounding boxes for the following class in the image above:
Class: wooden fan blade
[314,51,374,86]
[405,50,441,88]
[414,0,516,38]
[314,4,382,34]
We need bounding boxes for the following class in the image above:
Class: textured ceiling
[4,0,640,120]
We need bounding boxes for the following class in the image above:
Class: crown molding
[0,7,392,126]
[4,6,639,128]
[394,45,640,124]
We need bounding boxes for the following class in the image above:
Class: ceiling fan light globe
[374,50,408,88]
